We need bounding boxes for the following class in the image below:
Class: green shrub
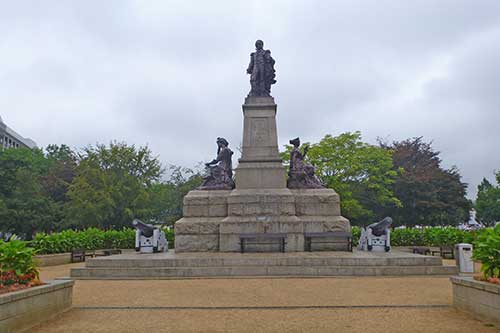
[354,225,478,247]
[0,240,39,286]
[351,226,361,246]
[31,228,136,254]
[391,228,425,246]
[473,224,500,279]
[164,227,175,248]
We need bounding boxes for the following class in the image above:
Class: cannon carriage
[132,219,168,253]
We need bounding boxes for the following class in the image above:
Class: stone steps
[70,251,458,279]
[84,256,443,268]
[71,264,457,279]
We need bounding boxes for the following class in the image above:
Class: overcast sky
[1,1,499,199]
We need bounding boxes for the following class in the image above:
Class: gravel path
[32,263,499,332]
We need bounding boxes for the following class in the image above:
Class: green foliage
[0,147,67,239]
[351,226,361,246]
[472,224,500,279]
[65,142,163,229]
[389,227,476,246]
[31,228,135,254]
[163,227,175,248]
[354,226,476,247]
[475,174,500,227]
[0,240,39,285]
[282,132,400,224]
[382,137,471,227]
[150,166,202,224]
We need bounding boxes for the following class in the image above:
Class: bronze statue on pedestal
[287,137,324,189]
[198,137,235,190]
[247,40,276,97]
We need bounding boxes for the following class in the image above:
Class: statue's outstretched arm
[205,158,219,166]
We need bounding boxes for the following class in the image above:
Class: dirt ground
[32,263,499,333]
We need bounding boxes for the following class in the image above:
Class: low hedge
[31,227,175,255]
[31,228,135,254]
[28,226,482,254]
[351,226,478,247]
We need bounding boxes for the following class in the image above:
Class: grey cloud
[1,0,499,198]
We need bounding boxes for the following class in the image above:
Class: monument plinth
[235,97,286,189]
[175,40,350,252]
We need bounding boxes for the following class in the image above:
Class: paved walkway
[32,263,499,332]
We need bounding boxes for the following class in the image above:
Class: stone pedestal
[174,96,351,253]
[174,190,230,252]
[235,97,286,189]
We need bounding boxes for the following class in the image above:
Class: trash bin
[455,243,474,273]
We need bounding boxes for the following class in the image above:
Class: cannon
[358,217,392,252]
[132,219,168,253]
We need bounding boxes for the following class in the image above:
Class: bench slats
[239,233,287,253]
[304,232,352,252]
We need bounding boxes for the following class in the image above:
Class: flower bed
[0,239,74,331]
[0,240,40,294]
[0,280,74,332]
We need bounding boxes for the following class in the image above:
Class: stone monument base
[70,250,458,279]
[175,188,350,252]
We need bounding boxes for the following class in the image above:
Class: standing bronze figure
[198,137,235,190]
[246,40,276,97]
[287,137,324,189]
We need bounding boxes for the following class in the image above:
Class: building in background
[0,115,37,149]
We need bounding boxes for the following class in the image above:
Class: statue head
[289,137,300,148]
[216,137,229,148]
[255,40,264,50]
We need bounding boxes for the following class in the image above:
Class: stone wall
[451,276,500,324]
[175,188,350,252]
[0,279,74,332]
[35,253,72,267]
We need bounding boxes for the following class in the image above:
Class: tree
[475,174,500,226]
[282,132,401,224]
[149,165,203,224]
[65,142,163,229]
[382,137,471,226]
[42,144,77,203]
[0,148,61,239]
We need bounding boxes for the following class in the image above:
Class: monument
[174,40,351,252]
[70,41,459,279]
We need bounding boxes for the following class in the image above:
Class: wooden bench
[439,246,454,259]
[412,247,431,255]
[304,231,353,252]
[239,233,287,253]
[71,249,86,263]
[71,249,122,262]
[92,249,122,257]
[431,248,441,256]
[102,249,122,256]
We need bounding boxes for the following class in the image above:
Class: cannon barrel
[132,219,155,238]
[368,217,393,237]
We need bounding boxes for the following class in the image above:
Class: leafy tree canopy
[382,137,471,226]
[282,132,401,224]
[475,173,500,226]
[65,142,163,229]
[0,147,68,239]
